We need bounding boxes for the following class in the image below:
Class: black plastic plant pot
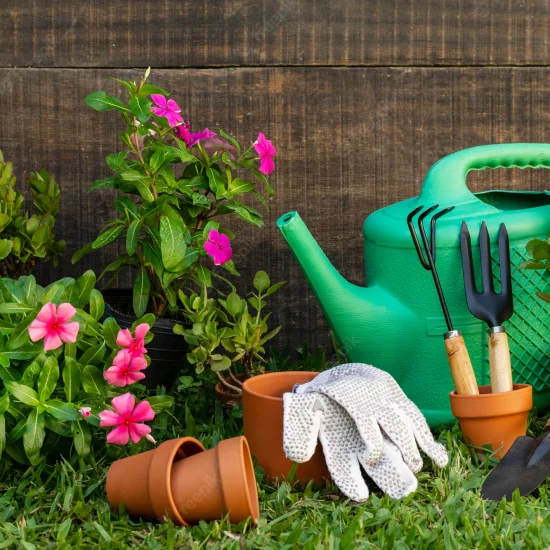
[101,289,187,390]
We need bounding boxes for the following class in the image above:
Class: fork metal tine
[479,222,495,293]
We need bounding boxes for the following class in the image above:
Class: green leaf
[92,226,124,249]
[139,84,170,96]
[63,357,81,403]
[23,408,45,458]
[43,280,71,304]
[129,95,151,123]
[133,270,150,318]
[134,178,156,203]
[0,415,5,460]
[5,381,40,406]
[0,303,33,314]
[89,289,105,321]
[0,239,13,260]
[79,342,106,366]
[71,242,95,264]
[105,150,129,171]
[126,219,142,256]
[253,271,270,292]
[206,167,224,192]
[115,197,139,221]
[0,279,26,303]
[195,265,212,287]
[75,270,96,307]
[536,292,550,304]
[228,178,255,195]
[145,395,175,414]
[85,91,129,113]
[263,281,286,297]
[72,421,91,456]
[519,260,546,270]
[160,216,185,270]
[226,292,243,316]
[38,356,60,402]
[43,400,78,421]
[6,315,34,350]
[142,241,163,278]
[0,393,9,416]
[211,356,231,372]
[103,317,121,349]
[149,149,174,173]
[81,365,106,395]
[216,203,264,227]
[45,416,72,437]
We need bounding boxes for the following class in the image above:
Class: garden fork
[460,222,514,393]
[407,205,479,395]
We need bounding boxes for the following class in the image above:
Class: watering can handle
[419,143,550,205]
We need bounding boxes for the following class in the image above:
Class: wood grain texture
[2,0,550,68]
[488,330,513,393]
[444,334,479,395]
[2,67,550,352]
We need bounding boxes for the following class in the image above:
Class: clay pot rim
[148,437,206,526]
[449,383,532,419]
[242,371,320,402]
[218,436,260,525]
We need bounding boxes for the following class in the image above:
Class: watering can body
[278,144,550,427]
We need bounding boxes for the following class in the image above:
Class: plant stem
[215,371,242,394]
[228,370,244,387]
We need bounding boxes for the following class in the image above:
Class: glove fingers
[354,415,384,465]
[360,436,418,500]
[283,393,323,463]
[399,399,449,468]
[376,405,423,472]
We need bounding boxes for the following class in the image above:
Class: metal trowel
[481,430,550,500]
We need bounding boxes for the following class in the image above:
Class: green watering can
[278,144,550,427]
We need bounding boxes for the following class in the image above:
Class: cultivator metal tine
[479,222,495,293]
[407,205,431,270]
[430,207,455,264]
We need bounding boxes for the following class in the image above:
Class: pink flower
[175,122,192,143]
[188,128,217,148]
[150,94,183,127]
[116,323,150,359]
[203,229,232,265]
[99,393,155,445]
[202,137,238,161]
[28,303,80,352]
[103,350,147,387]
[79,407,91,418]
[254,132,276,175]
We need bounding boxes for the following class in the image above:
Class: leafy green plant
[520,237,550,303]
[73,70,276,319]
[0,272,172,465]
[175,271,284,395]
[0,150,64,278]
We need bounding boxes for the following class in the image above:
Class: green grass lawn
[2,361,550,549]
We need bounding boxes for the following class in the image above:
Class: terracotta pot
[215,374,250,409]
[106,436,259,525]
[449,384,532,458]
[243,371,329,484]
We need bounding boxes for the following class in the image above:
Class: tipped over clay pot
[243,371,329,484]
[106,436,259,525]
[449,384,532,458]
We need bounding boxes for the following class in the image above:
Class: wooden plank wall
[2,1,550,354]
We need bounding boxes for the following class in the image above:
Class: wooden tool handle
[488,328,513,393]
[444,332,479,395]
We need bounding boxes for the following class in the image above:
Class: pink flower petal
[217,232,231,248]
[134,323,150,342]
[79,407,91,418]
[259,156,275,175]
[103,367,129,387]
[98,409,122,427]
[111,393,135,417]
[36,302,56,323]
[107,425,130,445]
[116,329,135,348]
[204,240,222,262]
[129,356,148,372]
[28,320,48,342]
[166,99,181,113]
[126,371,146,384]
[113,349,132,368]
[214,246,233,265]
[43,332,63,351]
[165,111,183,127]
[131,400,155,422]
[57,322,80,343]
[128,422,151,444]
[151,94,167,108]
[56,303,77,324]
[208,229,222,244]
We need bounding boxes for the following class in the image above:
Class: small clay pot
[243,371,329,484]
[106,436,259,525]
[215,374,250,409]
[449,384,532,458]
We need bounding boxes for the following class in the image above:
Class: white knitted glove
[283,363,448,501]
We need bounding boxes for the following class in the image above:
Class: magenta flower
[28,303,80,351]
[104,350,147,387]
[203,229,233,265]
[116,323,150,359]
[254,132,276,175]
[99,393,155,445]
[79,407,91,418]
[175,122,192,144]
[188,128,217,148]
[150,94,183,127]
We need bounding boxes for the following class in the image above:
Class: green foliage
[520,236,550,304]
[176,271,284,393]
[0,272,171,465]
[74,70,274,319]
[0,151,64,278]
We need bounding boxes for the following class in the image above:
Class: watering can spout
[277,211,404,357]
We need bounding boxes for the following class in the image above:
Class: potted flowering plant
[73,70,276,388]
[0,150,64,278]
[0,272,172,464]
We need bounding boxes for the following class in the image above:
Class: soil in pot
[449,383,532,458]
[215,373,250,409]
[102,289,188,390]
[243,371,330,484]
